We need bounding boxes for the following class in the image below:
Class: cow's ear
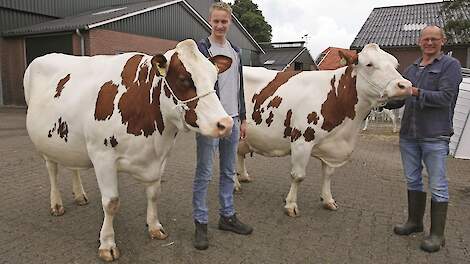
[338,50,358,66]
[209,55,232,74]
[151,54,167,76]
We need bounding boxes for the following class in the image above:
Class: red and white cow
[24,39,233,261]
[235,44,412,217]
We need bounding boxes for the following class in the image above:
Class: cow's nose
[397,80,411,89]
[217,117,233,137]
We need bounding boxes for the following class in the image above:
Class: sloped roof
[316,47,357,70]
[351,2,470,49]
[2,0,193,36]
[2,0,264,53]
[259,46,305,70]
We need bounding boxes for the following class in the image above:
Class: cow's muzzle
[216,117,233,137]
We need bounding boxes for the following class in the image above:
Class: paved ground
[0,107,469,264]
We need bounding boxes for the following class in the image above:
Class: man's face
[209,9,231,38]
[419,27,445,57]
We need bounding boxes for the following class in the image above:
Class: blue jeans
[399,137,450,202]
[193,117,240,224]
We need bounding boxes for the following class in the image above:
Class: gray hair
[420,25,446,39]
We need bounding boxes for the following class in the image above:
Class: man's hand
[240,119,247,140]
[411,87,420,96]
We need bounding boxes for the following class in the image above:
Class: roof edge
[372,1,443,10]
[283,47,312,71]
[88,0,181,29]
[230,14,264,54]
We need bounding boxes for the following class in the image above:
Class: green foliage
[230,0,272,43]
[441,0,470,42]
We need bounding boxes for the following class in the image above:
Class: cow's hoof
[149,228,168,240]
[98,247,120,262]
[238,175,252,182]
[323,201,338,211]
[74,194,89,206]
[285,206,300,217]
[50,204,65,216]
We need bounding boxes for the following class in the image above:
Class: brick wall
[387,46,468,73]
[88,29,178,55]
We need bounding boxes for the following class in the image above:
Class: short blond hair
[209,2,232,16]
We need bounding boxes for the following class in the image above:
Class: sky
[226,0,443,58]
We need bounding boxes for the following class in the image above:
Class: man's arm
[416,59,462,108]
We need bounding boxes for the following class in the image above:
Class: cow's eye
[366,63,373,67]
[182,79,194,87]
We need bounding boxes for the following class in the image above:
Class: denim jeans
[193,117,240,224]
[399,137,450,202]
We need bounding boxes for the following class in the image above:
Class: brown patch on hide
[54,74,70,98]
[252,71,300,124]
[320,66,358,132]
[109,136,118,148]
[284,109,293,138]
[57,117,69,142]
[267,96,283,109]
[95,81,119,121]
[307,112,319,125]
[164,53,199,128]
[303,127,315,142]
[118,55,165,136]
[266,111,274,127]
[291,128,301,142]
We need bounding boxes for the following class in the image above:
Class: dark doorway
[25,34,73,65]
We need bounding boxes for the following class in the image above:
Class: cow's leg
[94,161,120,262]
[46,159,65,216]
[237,140,252,181]
[284,143,312,217]
[388,110,398,133]
[72,170,89,206]
[320,162,338,211]
[146,180,168,240]
[362,116,369,131]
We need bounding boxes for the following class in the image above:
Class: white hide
[236,44,412,216]
[24,39,230,261]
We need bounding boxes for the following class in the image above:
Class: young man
[192,2,252,250]
[386,25,462,252]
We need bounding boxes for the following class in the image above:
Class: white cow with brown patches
[236,44,412,217]
[24,39,233,261]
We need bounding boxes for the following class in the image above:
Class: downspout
[75,29,85,56]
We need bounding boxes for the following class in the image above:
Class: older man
[387,25,462,252]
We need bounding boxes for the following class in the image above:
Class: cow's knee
[104,197,120,215]
[290,172,305,183]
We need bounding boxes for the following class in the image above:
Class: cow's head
[158,39,233,137]
[340,44,412,104]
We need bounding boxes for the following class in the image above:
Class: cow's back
[24,53,144,168]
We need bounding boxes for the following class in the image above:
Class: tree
[230,0,272,43]
[441,0,470,42]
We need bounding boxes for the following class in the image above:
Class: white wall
[450,74,470,159]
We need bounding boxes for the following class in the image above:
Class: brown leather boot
[394,190,426,235]
[421,200,447,252]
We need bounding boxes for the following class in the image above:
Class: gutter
[75,29,85,56]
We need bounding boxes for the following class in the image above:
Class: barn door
[25,33,73,65]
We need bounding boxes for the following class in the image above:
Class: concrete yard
[0,107,469,264]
